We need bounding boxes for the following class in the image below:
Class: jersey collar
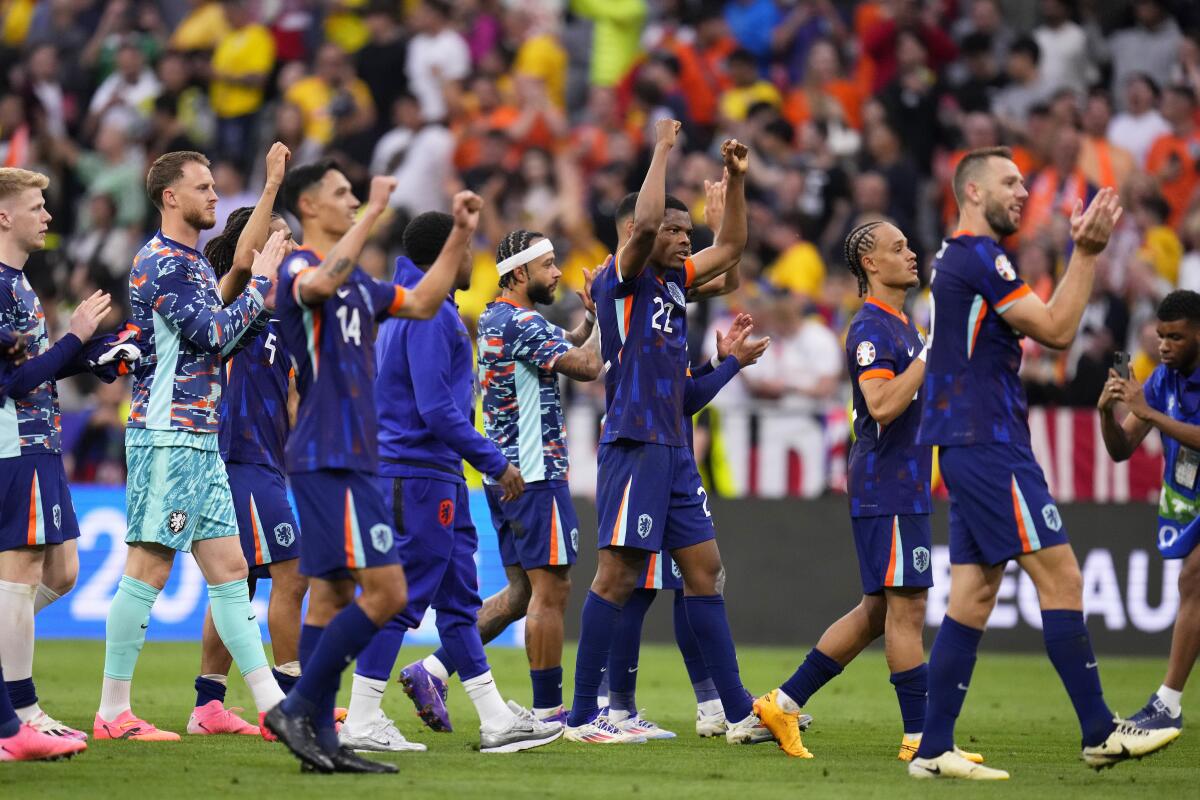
[157,230,205,258]
[864,296,908,324]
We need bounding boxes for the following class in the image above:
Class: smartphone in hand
[1113,351,1131,380]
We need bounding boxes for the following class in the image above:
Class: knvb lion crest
[569,527,579,552]
[1042,504,1063,532]
[167,510,188,534]
[52,504,61,530]
[370,524,394,553]
[912,547,931,574]
[671,560,682,579]
[637,514,653,539]
[274,523,295,547]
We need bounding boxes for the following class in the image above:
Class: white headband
[496,238,553,277]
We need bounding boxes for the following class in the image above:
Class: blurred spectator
[169,0,229,53]
[1032,0,1096,96]
[951,32,1004,114]
[993,36,1050,131]
[406,0,471,122]
[862,0,957,92]
[66,193,135,292]
[356,2,408,136]
[1108,73,1171,167]
[67,377,128,484]
[782,38,863,132]
[724,0,779,63]
[49,122,147,233]
[718,48,781,124]
[285,42,376,149]
[1179,210,1200,292]
[1108,0,1183,107]
[22,43,77,139]
[86,39,161,138]
[1145,84,1200,228]
[1135,193,1184,290]
[381,94,455,215]
[210,0,275,169]
[1079,88,1136,190]
[573,0,648,88]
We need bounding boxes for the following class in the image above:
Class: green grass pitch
[2,640,1195,799]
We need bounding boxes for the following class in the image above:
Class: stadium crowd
[0,0,1197,485]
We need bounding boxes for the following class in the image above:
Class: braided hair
[843,221,884,297]
[496,229,544,290]
[204,207,281,279]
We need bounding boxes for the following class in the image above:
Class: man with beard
[95,152,288,741]
[399,229,602,731]
[908,147,1177,780]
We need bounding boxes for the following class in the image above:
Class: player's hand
[1112,375,1151,420]
[497,463,525,502]
[715,313,752,361]
[68,290,112,341]
[1070,186,1123,256]
[1097,369,1122,412]
[250,228,288,287]
[264,142,291,188]
[654,119,682,149]
[728,325,770,368]
[1,330,28,365]
[577,267,597,315]
[452,190,483,231]
[721,139,750,176]
[704,169,728,233]
[366,175,398,214]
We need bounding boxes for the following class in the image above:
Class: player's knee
[45,564,78,596]
[535,572,572,610]
[591,566,637,602]
[1179,559,1200,601]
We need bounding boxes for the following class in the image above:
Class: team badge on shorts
[667,282,686,305]
[274,523,295,547]
[369,524,394,553]
[994,254,1016,281]
[637,514,653,539]
[856,341,876,366]
[570,527,579,553]
[168,510,188,534]
[1042,504,1062,531]
[913,547,931,573]
[439,499,455,526]
[52,504,61,530]
[671,560,682,579]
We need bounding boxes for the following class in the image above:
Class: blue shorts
[596,441,715,554]
[486,480,578,569]
[851,514,934,595]
[1156,513,1200,559]
[291,468,399,579]
[0,453,79,552]
[125,429,236,552]
[227,462,301,578]
[940,443,1070,566]
[380,476,482,631]
[638,550,682,590]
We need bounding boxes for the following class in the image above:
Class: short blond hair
[0,168,49,202]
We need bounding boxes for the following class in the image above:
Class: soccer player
[0,167,115,743]
[565,120,761,745]
[394,228,603,735]
[909,147,1179,779]
[94,151,288,742]
[262,163,478,773]
[187,145,311,736]
[754,221,980,764]
[0,322,86,762]
[1099,289,1200,732]
[342,216,564,754]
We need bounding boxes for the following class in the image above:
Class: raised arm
[1098,369,1154,461]
[219,143,290,305]
[296,175,397,307]
[1001,188,1122,349]
[397,191,482,319]
[619,119,680,281]
[688,141,749,286]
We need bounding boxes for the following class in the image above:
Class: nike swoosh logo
[599,667,606,673]
[957,683,970,691]
[627,667,638,673]
[1085,661,1098,669]
[140,623,149,629]
[907,347,915,356]
[337,288,351,298]
[923,765,941,775]
[247,615,256,621]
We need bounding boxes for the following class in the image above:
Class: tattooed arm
[296,175,397,306]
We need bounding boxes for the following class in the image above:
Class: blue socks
[531,666,563,710]
[673,591,718,703]
[917,616,983,759]
[355,616,406,681]
[683,594,752,722]
[0,665,19,739]
[1042,609,1116,747]
[194,675,227,707]
[568,591,623,727]
[272,667,299,694]
[780,647,843,708]
[608,589,656,713]
[889,663,928,735]
[5,677,36,711]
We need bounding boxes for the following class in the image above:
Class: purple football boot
[399,660,452,732]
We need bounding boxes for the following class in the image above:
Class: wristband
[709,352,721,369]
[585,310,596,324]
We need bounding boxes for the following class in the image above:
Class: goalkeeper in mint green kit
[93,151,288,741]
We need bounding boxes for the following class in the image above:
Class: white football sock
[99,677,132,721]
[0,580,36,699]
[776,688,801,714]
[463,670,515,733]
[1157,685,1183,717]
[697,699,723,717]
[243,665,286,714]
[904,730,923,740]
[14,703,43,723]
[33,583,62,614]
[422,654,450,683]
[200,673,228,686]
[533,705,562,720]
[346,674,388,729]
